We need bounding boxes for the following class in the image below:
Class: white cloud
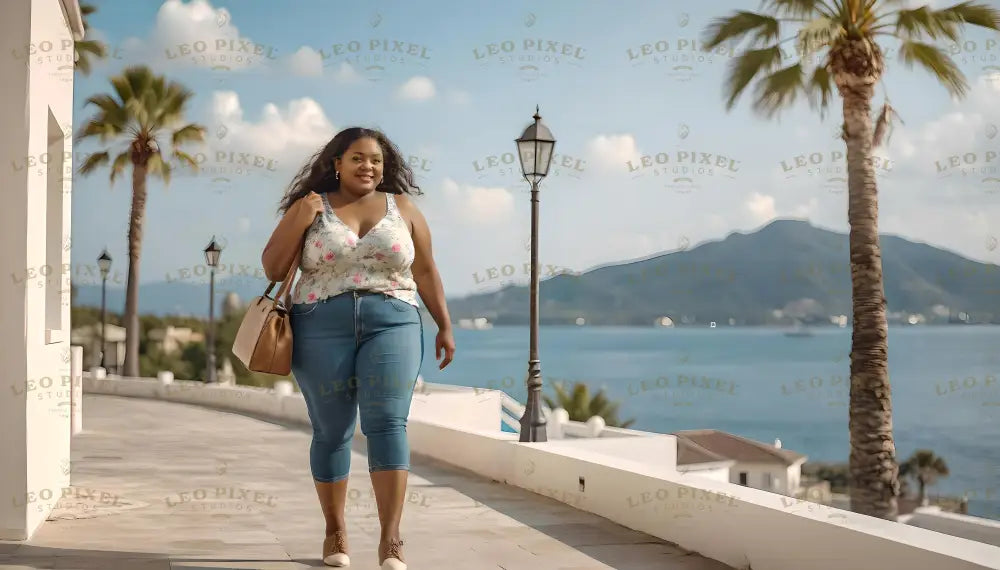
[791,198,820,218]
[287,47,324,77]
[209,91,336,167]
[237,216,251,233]
[440,178,515,225]
[585,134,642,173]
[330,62,363,83]
[396,76,436,101]
[106,0,338,80]
[105,0,272,74]
[890,76,1000,158]
[746,192,777,223]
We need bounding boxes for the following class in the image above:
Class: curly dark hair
[277,127,422,214]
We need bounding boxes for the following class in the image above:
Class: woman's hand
[300,191,325,224]
[435,328,455,369]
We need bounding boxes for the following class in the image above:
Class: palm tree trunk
[918,478,927,506]
[122,162,148,377]
[842,81,899,521]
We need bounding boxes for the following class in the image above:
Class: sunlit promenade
[0,394,729,570]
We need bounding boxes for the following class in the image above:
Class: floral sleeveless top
[291,192,418,306]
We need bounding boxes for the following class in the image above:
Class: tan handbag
[231,247,303,376]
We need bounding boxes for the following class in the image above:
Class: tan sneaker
[323,530,350,567]
[379,537,405,570]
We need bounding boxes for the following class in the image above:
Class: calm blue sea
[418,325,1000,519]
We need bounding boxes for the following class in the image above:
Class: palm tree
[701,1,999,520]
[899,450,950,506]
[76,66,206,377]
[543,381,636,428]
[74,2,108,76]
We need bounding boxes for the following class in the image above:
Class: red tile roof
[672,429,806,466]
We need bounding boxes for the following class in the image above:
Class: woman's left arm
[397,194,452,333]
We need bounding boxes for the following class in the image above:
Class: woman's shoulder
[391,191,419,212]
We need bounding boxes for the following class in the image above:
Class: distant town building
[223,292,242,318]
[70,324,126,372]
[672,429,808,497]
[147,326,204,355]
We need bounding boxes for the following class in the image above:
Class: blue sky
[56,0,1000,296]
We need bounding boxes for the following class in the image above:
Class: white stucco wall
[0,0,77,540]
[732,461,802,495]
[678,462,733,483]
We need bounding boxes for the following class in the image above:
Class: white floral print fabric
[291,192,418,306]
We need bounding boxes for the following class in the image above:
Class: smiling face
[335,137,384,196]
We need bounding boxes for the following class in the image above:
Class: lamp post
[515,105,556,443]
[97,249,112,372]
[203,236,223,384]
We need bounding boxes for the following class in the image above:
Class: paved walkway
[0,395,730,569]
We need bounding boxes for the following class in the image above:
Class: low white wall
[903,507,1000,547]
[81,376,1000,570]
[82,374,504,436]
[409,389,502,433]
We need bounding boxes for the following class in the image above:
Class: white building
[0,0,84,540]
[672,429,808,496]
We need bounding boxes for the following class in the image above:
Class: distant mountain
[445,219,1000,326]
[73,276,270,318]
[73,220,1000,325]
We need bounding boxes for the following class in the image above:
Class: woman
[262,127,455,569]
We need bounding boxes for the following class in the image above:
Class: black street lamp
[204,236,223,384]
[515,106,556,443]
[97,249,112,372]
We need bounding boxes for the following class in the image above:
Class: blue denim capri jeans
[289,290,424,483]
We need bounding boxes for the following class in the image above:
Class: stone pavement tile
[168,562,314,569]
[0,557,170,569]
[465,540,545,569]
[0,547,162,560]
[503,522,653,547]
[575,544,732,570]
[18,395,729,570]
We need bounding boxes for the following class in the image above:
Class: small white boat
[458,317,493,330]
[784,322,814,337]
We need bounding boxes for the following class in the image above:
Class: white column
[70,345,83,435]
[0,0,77,540]
[0,0,34,541]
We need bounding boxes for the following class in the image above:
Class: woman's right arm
[261,195,321,281]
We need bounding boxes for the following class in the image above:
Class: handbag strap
[264,245,302,309]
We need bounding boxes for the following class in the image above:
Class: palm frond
[77,151,110,176]
[702,11,781,50]
[82,93,126,119]
[752,63,807,118]
[172,124,206,147]
[108,151,129,185]
[73,39,107,76]
[722,46,784,110]
[796,17,843,57]
[894,6,962,41]
[934,1,1000,30]
[805,65,835,116]
[590,391,612,415]
[172,150,200,172]
[763,0,838,19]
[569,383,589,416]
[897,40,968,96]
[872,100,904,147]
[75,117,125,144]
[880,2,1000,37]
[146,153,171,186]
